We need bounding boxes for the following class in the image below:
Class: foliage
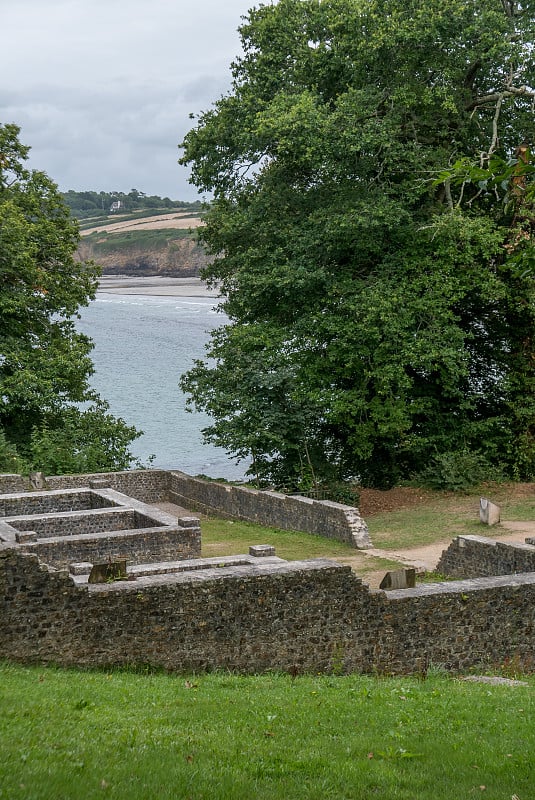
[180,0,535,489]
[0,123,140,473]
[414,449,505,493]
[0,427,27,473]
[1,663,533,799]
[28,401,142,475]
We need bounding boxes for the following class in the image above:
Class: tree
[0,123,140,473]
[180,0,535,489]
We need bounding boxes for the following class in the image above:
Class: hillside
[63,190,209,277]
[76,209,209,277]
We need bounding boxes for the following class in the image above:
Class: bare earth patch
[81,212,203,236]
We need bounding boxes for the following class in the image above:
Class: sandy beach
[97,275,219,298]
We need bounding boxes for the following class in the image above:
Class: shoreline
[97,275,219,298]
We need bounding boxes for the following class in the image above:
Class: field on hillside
[76,210,208,276]
[79,210,203,236]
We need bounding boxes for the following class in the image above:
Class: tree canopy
[180,0,535,490]
[0,123,140,474]
[61,189,202,220]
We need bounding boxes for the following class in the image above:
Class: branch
[466,85,535,111]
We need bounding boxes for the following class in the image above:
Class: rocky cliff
[77,235,210,277]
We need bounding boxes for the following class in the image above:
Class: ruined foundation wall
[437,535,535,578]
[42,470,169,504]
[0,470,371,548]
[18,526,201,570]
[1,548,534,675]
[168,471,371,549]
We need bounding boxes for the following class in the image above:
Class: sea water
[76,292,248,479]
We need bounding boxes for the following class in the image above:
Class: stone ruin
[0,484,200,573]
[0,469,534,675]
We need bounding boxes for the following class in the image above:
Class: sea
[76,285,248,480]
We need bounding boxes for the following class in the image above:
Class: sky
[1,0,258,201]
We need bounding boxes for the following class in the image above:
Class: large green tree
[180,0,535,489]
[0,123,140,474]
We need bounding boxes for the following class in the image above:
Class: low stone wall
[0,488,107,517]
[44,470,169,504]
[0,474,29,494]
[1,547,534,674]
[0,470,372,548]
[437,535,535,578]
[168,471,371,549]
[8,508,145,538]
[16,524,200,570]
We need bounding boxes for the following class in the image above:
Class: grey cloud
[1,0,254,198]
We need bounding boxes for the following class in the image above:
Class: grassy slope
[82,227,194,254]
[0,663,532,800]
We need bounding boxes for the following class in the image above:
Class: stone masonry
[0,469,371,549]
[0,486,200,569]
[0,547,534,674]
[0,470,534,675]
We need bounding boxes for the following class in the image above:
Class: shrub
[415,449,504,492]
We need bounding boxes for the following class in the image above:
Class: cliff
[77,235,210,277]
[76,211,210,277]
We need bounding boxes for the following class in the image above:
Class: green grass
[200,517,403,579]
[83,227,194,254]
[366,504,484,550]
[201,517,355,560]
[366,486,535,550]
[0,662,532,800]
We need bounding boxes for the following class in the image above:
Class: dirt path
[335,522,535,588]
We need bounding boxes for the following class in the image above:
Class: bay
[76,286,247,480]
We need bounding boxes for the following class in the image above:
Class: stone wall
[0,485,201,570]
[0,470,372,548]
[44,470,169,503]
[7,508,140,538]
[1,547,534,674]
[437,535,535,578]
[0,474,28,494]
[17,525,200,570]
[168,471,371,549]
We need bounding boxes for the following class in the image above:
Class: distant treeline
[61,189,203,220]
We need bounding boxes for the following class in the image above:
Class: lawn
[0,663,532,800]
[200,517,403,580]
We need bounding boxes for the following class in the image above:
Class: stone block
[29,472,46,490]
[249,544,276,557]
[88,560,127,583]
[379,568,416,590]
[69,562,93,575]
[89,479,111,489]
[15,530,37,543]
[480,498,500,525]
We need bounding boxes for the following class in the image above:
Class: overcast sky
[1,0,258,200]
